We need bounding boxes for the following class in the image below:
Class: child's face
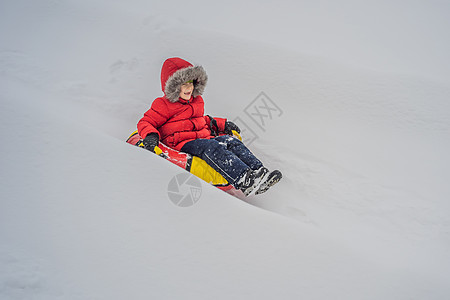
[179,81,194,100]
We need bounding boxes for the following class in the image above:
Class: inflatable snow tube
[126,131,235,192]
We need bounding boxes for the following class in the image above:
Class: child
[138,57,281,196]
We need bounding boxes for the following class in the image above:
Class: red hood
[159,57,208,103]
[160,57,193,93]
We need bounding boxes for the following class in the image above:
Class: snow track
[1,0,449,299]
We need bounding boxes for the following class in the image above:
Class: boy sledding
[128,57,281,196]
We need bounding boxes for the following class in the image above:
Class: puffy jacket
[137,57,226,151]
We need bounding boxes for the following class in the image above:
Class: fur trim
[164,65,208,103]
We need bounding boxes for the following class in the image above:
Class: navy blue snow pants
[181,135,263,187]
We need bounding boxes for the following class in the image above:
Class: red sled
[126,131,244,197]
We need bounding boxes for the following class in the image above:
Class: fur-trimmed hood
[160,57,208,103]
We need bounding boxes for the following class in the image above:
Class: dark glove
[143,133,159,153]
[224,121,241,135]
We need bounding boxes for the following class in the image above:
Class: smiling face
[179,80,194,100]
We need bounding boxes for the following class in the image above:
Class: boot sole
[255,170,282,195]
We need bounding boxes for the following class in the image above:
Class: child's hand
[224,121,241,135]
[143,133,159,153]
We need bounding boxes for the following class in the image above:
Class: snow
[1,0,450,299]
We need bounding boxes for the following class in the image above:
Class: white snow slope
[1,0,450,299]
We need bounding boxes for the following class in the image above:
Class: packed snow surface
[1,0,450,299]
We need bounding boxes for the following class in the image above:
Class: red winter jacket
[137,57,226,151]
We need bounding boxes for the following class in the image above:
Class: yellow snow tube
[127,130,242,189]
[190,156,229,186]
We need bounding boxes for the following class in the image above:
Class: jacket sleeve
[137,98,170,139]
[204,115,227,134]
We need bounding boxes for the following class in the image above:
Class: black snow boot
[255,170,282,195]
[237,167,269,197]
